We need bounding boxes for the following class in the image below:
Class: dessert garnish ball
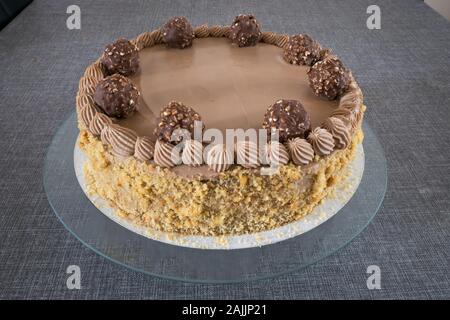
[101,38,139,76]
[162,16,194,49]
[154,101,203,143]
[307,55,351,100]
[93,74,140,118]
[284,34,322,66]
[262,99,311,143]
[230,14,262,47]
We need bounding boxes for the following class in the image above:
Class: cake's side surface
[79,126,363,236]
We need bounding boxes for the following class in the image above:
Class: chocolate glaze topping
[77,24,364,179]
[121,38,338,137]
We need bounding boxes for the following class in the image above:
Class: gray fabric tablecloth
[0,0,449,299]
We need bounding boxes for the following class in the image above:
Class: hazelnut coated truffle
[284,34,322,66]
[308,55,351,100]
[229,14,262,47]
[154,101,203,143]
[262,99,311,143]
[100,38,139,76]
[162,16,195,49]
[93,74,140,118]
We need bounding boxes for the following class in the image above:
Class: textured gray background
[0,0,449,299]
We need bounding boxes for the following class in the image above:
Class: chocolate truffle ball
[93,74,140,118]
[262,99,311,143]
[284,34,322,66]
[307,55,351,100]
[154,101,203,143]
[162,16,194,49]
[230,14,262,47]
[100,38,139,76]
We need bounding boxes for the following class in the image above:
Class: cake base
[77,129,364,238]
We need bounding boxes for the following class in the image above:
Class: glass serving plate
[44,112,387,283]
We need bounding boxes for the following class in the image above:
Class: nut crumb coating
[79,127,363,236]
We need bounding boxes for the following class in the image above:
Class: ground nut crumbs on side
[79,127,363,236]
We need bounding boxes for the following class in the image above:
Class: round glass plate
[44,112,387,283]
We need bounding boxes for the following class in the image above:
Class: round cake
[76,15,365,236]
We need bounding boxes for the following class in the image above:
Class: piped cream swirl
[150,29,163,45]
[76,94,95,111]
[287,138,314,165]
[209,25,230,38]
[307,127,335,156]
[194,24,210,38]
[78,76,98,95]
[182,139,203,167]
[263,141,289,166]
[236,141,259,169]
[100,126,111,144]
[80,103,98,129]
[322,117,350,149]
[261,32,277,45]
[134,32,155,49]
[105,124,138,157]
[84,63,104,81]
[336,82,364,130]
[206,144,233,172]
[154,140,177,168]
[89,112,112,136]
[134,136,155,161]
[275,34,289,49]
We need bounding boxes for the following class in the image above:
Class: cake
[76,15,365,236]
